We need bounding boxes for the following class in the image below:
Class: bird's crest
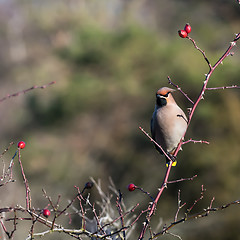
[156,87,175,96]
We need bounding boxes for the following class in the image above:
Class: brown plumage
[151,87,188,165]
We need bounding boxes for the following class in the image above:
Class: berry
[178,30,188,38]
[43,209,51,218]
[127,183,136,192]
[18,141,26,149]
[84,181,94,189]
[184,23,191,34]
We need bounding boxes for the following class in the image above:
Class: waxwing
[151,87,188,166]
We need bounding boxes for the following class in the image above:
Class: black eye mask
[156,95,167,107]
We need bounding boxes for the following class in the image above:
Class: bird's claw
[166,153,177,167]
[167,152,177,161]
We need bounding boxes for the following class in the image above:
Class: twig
[166,231,183,240]
[0,81,56,103]
[100,203,139,231]
[116,191,126,240]
[207,197,215,215]
[136,187,155,201]
[152,198,240,239]
[0,219,9,238]
[56,194,78,219]
[18,148,31,210]
[92,202,107,235]
[174,190,186,222]
[168,76,194,104]
[75,184,107,236]
[187,36,211,69]
[139,127,173,163]
[167,174,197,184]
[76,193,87,230]
[0,142,14,159]
[0,147,17,187]
[182,139,210,145]
[187,185,205,213]
[42,189,54,208]
[206,85,240,91]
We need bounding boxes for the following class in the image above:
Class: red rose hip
[178,30,188,38]
[18,141,26,149]
[43,209,51,218]
[184,23,191,34]
[128,183,136,192]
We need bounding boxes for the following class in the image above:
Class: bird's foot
[167,152,177,161]
[166,161,177,167]
[166,153,177,167]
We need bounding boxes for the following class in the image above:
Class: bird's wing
[150,115,155,140]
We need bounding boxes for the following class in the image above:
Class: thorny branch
[168,76,194,104]
[138,32,240,239]
[174,190,186,222]
[167,175,197,184]
[182,139,210,145]
[152,199,240,239]
[18,148,31,210]
[0,143,15,187]
[0,81,56,103]
[206,85,240,91]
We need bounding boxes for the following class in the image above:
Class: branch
[173,32,240,159]
[206,85,240,91]
[138,162,173,239]
[167,174,197,184]
[182,139,210,145]
[168,76,194,104]
[139,127,173,163]
[116,191,126,240]
[18,148,31,210]
[139,32,240,240]
[174,190,186,222]
[152,199,240,239]
[0,81,56,103]
[187,36,211,69]
[0,143,16,187]
[0,142,14,159]
[187,185,205,212]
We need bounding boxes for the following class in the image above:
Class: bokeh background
[0,0,240,239]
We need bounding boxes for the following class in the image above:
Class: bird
[151,87,188,166]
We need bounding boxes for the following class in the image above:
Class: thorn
[187,108,192,115]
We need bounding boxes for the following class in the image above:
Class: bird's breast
[154,104,187,152]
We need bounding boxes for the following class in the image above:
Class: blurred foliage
[0,0,240,239]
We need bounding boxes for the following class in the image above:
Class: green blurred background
[0,0,240,239]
